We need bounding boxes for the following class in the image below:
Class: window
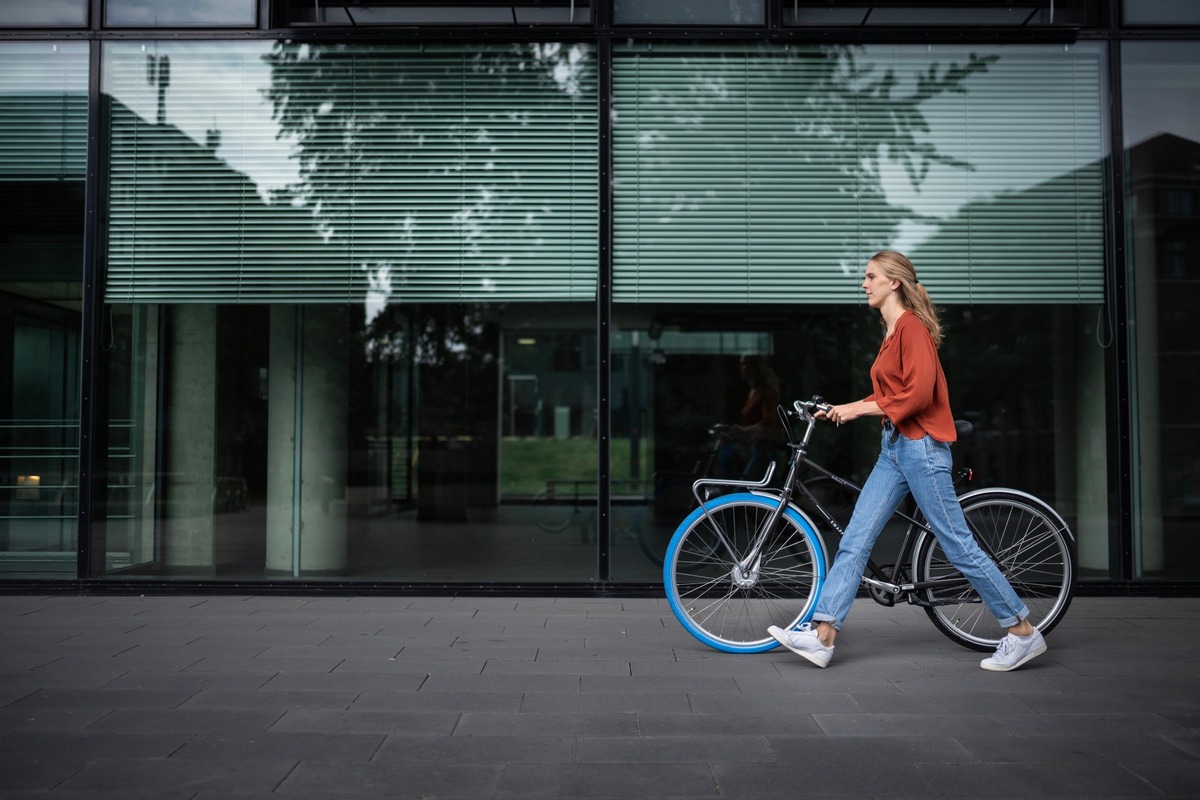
[0,0,87,26]
[280,1,592,26]
[612,43,1106,304]
[105,0,256,27]
[613,0,763,25]
[782,1,1095,27]
[1124,0,1200,26]
[103,42,598,303]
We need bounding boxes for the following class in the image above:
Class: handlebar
[792,395,833,419]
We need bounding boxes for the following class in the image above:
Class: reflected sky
[103,42,297,202]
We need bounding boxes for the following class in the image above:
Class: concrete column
[163,305,217,570]
[265,306,348,575]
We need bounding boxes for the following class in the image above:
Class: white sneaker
[980,629,1047,672]
[767,622,834,668]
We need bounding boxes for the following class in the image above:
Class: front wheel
[915,489,1076,651]
[664,493,828,653]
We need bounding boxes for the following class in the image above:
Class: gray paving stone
[496,762,719,797]
[0,595,1198,799]
[351,690,523,712]
[0,757,86,790]
[574,734,774,763]
[637,712,824,737]
[277,756,502,797]
[581,675,739,694]
[954,734,1188,764]
[455,711,639,737]
[765,734,979,765]
[56,756,297,794]
[6,688,196,710]
[0,707,114,732]
[373,734,575,764]
[179,688,359,711]
[171,731,384,762]
[714,761,935,797]
[812,712,1003,737]
[919,760,1166,797]
[421,673,580,693]
[0,731,191,759]
[518,691,691,713]
[83,708,284,734]
[688,692,862,715]
[268,709,460,735]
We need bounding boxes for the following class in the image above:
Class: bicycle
[663,396,1076,654]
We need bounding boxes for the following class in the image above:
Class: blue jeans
[811,429,1029,631]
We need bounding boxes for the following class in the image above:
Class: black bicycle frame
[783,431,1006,604]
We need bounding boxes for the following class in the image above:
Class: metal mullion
[77,37,105,579]
[596,34,612,582]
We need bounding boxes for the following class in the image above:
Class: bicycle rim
[664,493,826,653]
[532,490,574,532]
[917,491,1075,651]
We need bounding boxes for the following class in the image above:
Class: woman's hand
[816,400,881,426]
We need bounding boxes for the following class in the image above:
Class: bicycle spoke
[664,494,823,652]
[918,491,1075,651]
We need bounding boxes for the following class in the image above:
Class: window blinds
[103,42,598,304]
[0,42,88,181]
[612,43,1105,304]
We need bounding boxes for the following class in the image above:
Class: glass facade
[0,42,88,578]
[0,1,1195,589]
[1122,42,1200,580]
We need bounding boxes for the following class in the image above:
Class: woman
[767,251,1046,672]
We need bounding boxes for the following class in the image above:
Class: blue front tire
[664,493,827,653]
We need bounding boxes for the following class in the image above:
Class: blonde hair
[869,250,943,348]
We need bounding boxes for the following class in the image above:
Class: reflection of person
[715,353,785,481]
[768,251,1046,672]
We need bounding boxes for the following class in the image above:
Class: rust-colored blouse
[864,311,957,442]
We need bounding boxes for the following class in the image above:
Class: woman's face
[862,261,897,310]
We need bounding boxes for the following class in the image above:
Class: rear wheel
[915,489,1075,651]
[664,493,828,653]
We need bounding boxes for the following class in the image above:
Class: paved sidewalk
[0,593,1198,799]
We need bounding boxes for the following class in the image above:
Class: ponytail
[869,251,943,348]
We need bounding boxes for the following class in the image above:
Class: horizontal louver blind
[0,43,88,181]
[613,44,1105,304]
[104,42,597,304]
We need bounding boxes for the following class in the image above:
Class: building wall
[0,1,1197,589]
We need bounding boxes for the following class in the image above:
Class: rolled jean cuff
[995,605,1031,630]
[811,612,840,631]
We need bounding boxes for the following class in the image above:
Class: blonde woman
[768,251,1046,672]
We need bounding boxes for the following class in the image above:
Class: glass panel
[282,1,592,25]
[0,0,87,26]
[105,0,256,26]
[99,40,600,583]
[1123,42,1200,580]
[104,42,596,303]
[614,0,763,25]
[612,43,1106,304]
[1124,0,1200,25]
[611,43,1110,582]
[783,1,1094,26]
[0,42,87,578]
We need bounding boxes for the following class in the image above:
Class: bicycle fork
[691,462,786,590]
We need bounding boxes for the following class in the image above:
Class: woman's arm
[816,399,883,426]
